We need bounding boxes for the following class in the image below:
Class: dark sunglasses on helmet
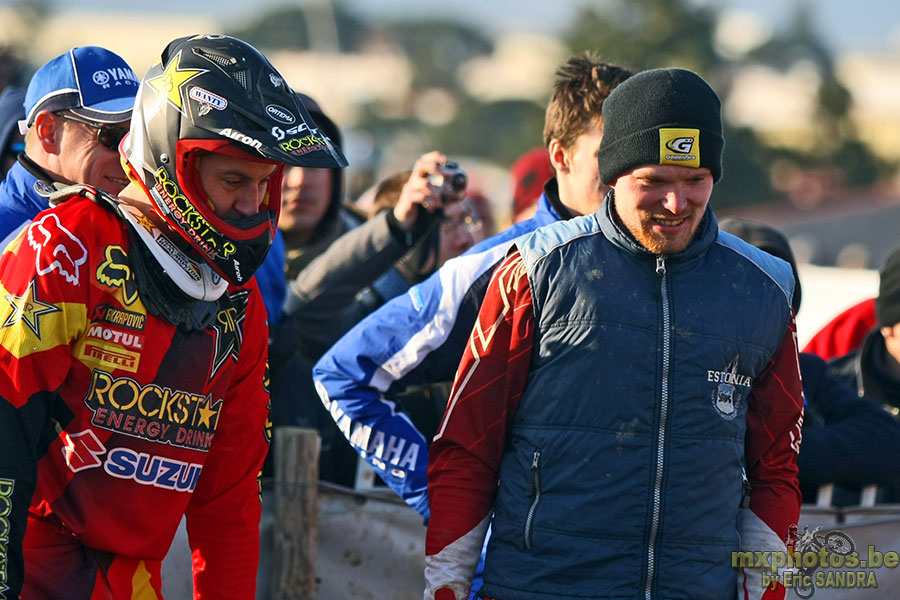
[56,112,129,152]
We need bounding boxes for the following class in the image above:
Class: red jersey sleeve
[424,249,534,600]
[184,283,271,599]
[740,318,804,600]
[0,210,92,597]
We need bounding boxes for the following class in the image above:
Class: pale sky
[6,0,900,55]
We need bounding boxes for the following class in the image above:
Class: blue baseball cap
[22,46,139,130]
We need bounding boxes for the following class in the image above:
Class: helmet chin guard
[122,34,348,285]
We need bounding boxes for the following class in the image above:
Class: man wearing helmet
[0,34,346,598]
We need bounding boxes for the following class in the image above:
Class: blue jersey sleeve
[312,200,559,522]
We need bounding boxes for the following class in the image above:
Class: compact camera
[428,161,467,197]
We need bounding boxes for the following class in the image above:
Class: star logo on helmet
[145,50,207,118]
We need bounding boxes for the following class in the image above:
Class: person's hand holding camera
[393,151,467,231]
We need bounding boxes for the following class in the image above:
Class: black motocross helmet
[122,34,348,286]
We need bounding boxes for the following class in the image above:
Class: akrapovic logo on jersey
[91,303,146,331]
[104,448,202,492]
[659,128,700,168]
[0,478,13,596]
[85,369,221,451]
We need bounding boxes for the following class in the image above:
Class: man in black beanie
[829,246,900,416]
[425,68,803,600]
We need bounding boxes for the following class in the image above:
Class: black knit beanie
[596,68,724,185]
[876,247,900,327]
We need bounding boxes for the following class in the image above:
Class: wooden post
[272,427,320,600]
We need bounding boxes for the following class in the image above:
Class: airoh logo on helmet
[218,128,263,151]
[265,104,295,124]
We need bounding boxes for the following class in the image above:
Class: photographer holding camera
[267,151,475,481]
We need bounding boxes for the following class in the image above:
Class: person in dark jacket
[720,217,900,505]
[829,246,900,420]
[425,68,804,600]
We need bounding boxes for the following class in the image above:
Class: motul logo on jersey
[86,324,144,351]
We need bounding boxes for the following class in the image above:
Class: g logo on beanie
[660,129,699,168]
[596,68,724,185]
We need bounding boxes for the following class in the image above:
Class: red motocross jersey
[0,196,271,598]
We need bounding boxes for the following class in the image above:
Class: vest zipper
[524,449,542,550]
[645,255,670,600]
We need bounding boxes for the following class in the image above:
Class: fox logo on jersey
[26,213,88,285]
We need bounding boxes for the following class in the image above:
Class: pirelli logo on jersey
[84,369,221,451]
[79,342,140,373]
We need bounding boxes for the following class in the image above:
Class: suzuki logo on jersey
[61,429,106,472]
[708,357,752,420]
[104,448,202,492]
[659,128,700,168]
[26,213,88,285]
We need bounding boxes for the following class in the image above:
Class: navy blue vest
[481,198,794,600]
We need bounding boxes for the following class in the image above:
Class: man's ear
[31,110,63,154]
[547,139,569,174]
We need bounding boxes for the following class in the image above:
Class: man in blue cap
[0,46,138,247]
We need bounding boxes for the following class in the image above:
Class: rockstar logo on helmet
[145,50,206,117]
